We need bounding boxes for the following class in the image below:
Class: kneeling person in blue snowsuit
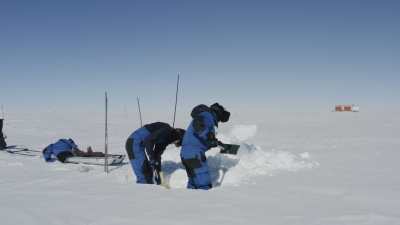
[42,138,105,163]
[181,103,230,190]
[125,122,185,184]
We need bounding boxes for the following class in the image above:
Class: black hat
[210,103,230,123]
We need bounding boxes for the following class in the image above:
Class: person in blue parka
[180,103,230,190]
[181,103,230,190]
[125,122,185,184]
[42,138,105,163]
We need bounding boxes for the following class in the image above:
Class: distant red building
[335,105,359,112]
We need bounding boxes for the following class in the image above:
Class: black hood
[190,104,212,118]
[210,103,230,123]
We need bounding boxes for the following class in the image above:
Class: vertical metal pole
[104,92,109,173]
[137,97,143,127]
[0,105,2,118]
[172,73,180,128]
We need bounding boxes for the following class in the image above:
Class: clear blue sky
[1,0,399,113]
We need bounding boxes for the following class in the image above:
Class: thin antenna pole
[172,73,180,128]
[104,92,109,173]
[137,97,143,127]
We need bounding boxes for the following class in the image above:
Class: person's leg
[192,169,212,190]
[183,152,212,190]
[56,151,74,163]
[126,138,153,184]
[125,138,135,160]
[192,159,212,190]
[181,152,212,190]
[141,158,154,184]
[125,138,138,180]
[181,156,196,189]
[186,177,196,189]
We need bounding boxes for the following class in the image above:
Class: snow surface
[1,111,400,225]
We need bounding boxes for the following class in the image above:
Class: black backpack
[0,119,7,150]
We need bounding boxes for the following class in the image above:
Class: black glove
[149,160,159,168]
[150,160,162,172]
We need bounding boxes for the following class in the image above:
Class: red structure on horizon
[335,105,359,112]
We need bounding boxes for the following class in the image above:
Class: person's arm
[68,139,78,150]
[143,128,169,161]
[42,145,55,162]
[152,149,163,172]
[193,116,219,149]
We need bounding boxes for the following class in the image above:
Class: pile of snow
[162,125,319,188]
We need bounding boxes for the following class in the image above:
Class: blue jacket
[42,139,78,162]
[181,109,219,158]
[128,122,176,161]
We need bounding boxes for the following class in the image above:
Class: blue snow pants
[180,148,212,190]
[125,128,153,184]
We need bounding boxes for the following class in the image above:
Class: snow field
[1,111,400,225]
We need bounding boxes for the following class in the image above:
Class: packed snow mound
[162,125,319,188]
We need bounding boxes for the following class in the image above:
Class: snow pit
[162,125,319,188]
